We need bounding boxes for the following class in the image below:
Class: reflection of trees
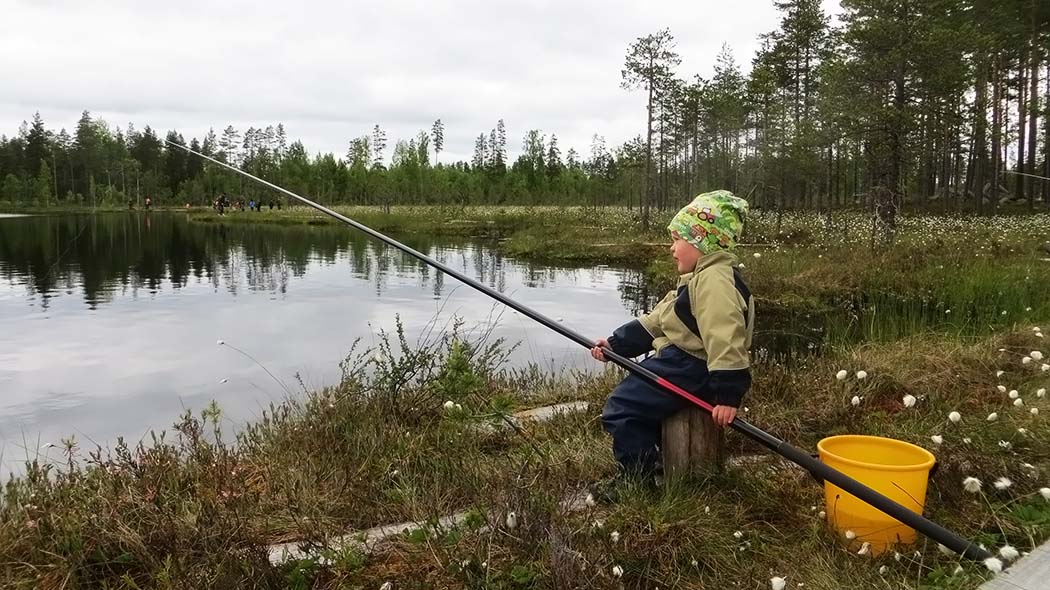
[0,213,608,309]
[617,269,658,317]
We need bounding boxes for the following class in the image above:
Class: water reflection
[0,213,658,473]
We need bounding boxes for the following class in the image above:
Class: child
[591,190,755,485]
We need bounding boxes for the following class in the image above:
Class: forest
[1,0,1048,227]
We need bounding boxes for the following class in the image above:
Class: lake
[0,212,657,474]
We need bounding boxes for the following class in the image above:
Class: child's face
[670,236,701,273]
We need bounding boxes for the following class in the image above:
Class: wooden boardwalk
[979,540,1050,590]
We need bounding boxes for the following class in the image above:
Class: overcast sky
[1,0,841,164]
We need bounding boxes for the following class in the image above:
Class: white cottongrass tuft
[984,557,1003,573]
[857,542,871,555]
[930,435,943,444]
[879,565,889,575]
[612,565,624,578]
[988,412,999,422]
[836,370,848,381]
[997,385,1008,393]
[443,400,455,410]
[963,477,982,493]
[770,577,786,590]
[818,510,826,518]
[856,370,868,380]
[585,493,596,507]
[505,511,518,529]
[903,394,916,408]
[1042,363,1049,371]
[994,477,1012,490]
[844,530,856,540]
[851,396,861,407]
[1039,488,1050,501]
[1009,390,1019,399]
[996,370,1005,377]
[380,582,393,590]
[1039,388,1047,397]
[948,411,961,423]
[1014,398,1025,407]
[1032,351,1044,361]
[733,530,743,539]
[963,437,972,444]
[1018,428,1028,435]
[753,252,762,258]
[610,530,620,543]
[999,545,1019,561]
[216,339,225,346]
[1022,356,1032,365]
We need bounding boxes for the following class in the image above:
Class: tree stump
[661,407,725,475]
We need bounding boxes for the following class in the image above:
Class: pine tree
[622,29,680,227]
[546,134,562,177]
[219,125,240,164]
[431,119,444,163]
[24,112,48,178]
[472,134,487,169]
[372,125,387,168]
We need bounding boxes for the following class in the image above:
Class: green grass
[2,317,1048,589]
[3,207,1050,588]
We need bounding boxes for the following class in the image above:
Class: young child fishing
[591,190,755,490]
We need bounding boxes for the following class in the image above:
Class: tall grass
[2,318,1048,588]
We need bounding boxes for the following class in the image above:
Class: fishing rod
[1002,169,1050,182]
[165,139,993,564]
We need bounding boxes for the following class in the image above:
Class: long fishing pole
[166,139,993,563]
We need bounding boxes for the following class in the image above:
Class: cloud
[0,0,841,163]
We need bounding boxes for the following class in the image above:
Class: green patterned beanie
[667,190,749,254]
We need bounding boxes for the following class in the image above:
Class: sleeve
[690,270,751,407]
[607,320,654,357]
[606,291,672,358]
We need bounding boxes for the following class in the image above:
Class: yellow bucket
[817,435,936,553]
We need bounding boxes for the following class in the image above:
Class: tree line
[1,0,1048,222]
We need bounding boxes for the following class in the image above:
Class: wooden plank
[979,540,1050,590]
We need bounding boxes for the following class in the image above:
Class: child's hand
[711,405,737,427]
[590,338,611,362]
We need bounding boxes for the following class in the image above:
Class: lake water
[0,212,657,473]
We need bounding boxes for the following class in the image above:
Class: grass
[2,316,1048,589]
[3,206,1050,588]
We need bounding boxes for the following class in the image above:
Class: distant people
[276,201,281,210]
[249,199,256,211]
[144,196,152,210]
[268,201,273,210]
[128,198,134,210]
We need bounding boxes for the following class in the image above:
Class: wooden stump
[661,407,725,475]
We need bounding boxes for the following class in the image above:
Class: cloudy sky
[1,0,841,164]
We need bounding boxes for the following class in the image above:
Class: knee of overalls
[601,346,711,431]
